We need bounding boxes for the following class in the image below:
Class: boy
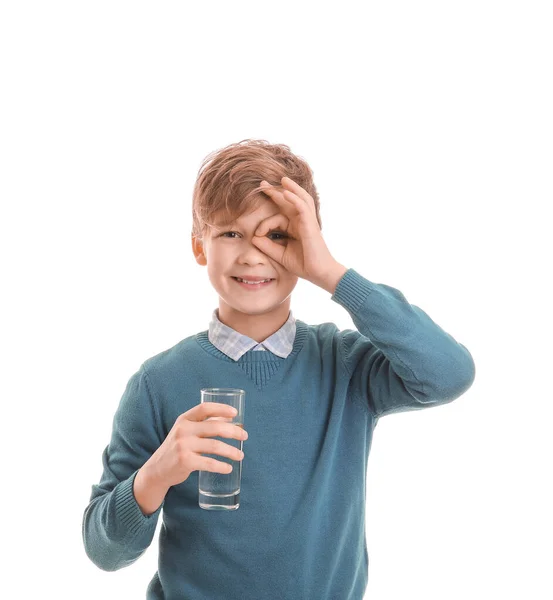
[82,139,475,599]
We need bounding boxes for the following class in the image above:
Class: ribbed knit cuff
[330,268,375,313]
[114,469,164,538]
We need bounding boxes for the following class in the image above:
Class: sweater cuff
[330,268,375,313]
[114,469,164,538]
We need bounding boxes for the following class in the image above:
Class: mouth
[231,276,275,290]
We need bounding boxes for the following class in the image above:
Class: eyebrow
[218,214,280,229]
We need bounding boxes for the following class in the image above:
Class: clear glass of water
[198,388,245,510]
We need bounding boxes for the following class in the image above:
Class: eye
[268,231,288,240]
[220,230,288,240]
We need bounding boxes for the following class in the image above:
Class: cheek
[206,252,227,271]
[279,272,299,288]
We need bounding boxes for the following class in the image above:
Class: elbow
[82,510,138,572]
[443,350,476,402]
[82,534,122,572]
[90,556,121,573]
[456,343,476,393]
[83,542,140,572]
[426,347,476,405]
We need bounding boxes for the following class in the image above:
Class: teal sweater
[82,268,475,599]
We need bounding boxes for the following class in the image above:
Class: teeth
[236,278,271,284]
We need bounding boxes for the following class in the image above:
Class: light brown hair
[191,138,322,240]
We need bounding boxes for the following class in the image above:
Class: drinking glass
[198,388,245,510]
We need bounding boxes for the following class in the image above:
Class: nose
[238,238,270,265]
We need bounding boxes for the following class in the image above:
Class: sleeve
[82,363,165,571]
[331,268,476,421]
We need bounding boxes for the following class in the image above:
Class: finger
[195,454,234,474]
[259,181,297,217]
[194,438,244,462]
[197,420,247,441]
[254,213,290,237]
[282,189,311,215]
[251,234,286,265]
[281,176,314,206]
[268,182,310,218]
[182,402,237,422]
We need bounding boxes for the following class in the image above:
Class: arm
[82,364,166,571]
[330,268,476,420]
[134,460,169,516]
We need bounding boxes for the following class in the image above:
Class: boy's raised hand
[252,177,341,288]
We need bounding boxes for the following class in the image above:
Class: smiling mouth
[231,277,275,288]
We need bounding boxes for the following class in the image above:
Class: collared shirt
[207,308,297,361]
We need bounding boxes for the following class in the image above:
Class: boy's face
[192,197,299,335]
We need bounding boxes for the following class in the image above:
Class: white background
[2,1,551,598]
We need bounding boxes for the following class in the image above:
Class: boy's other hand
[252,176,343,289]
[146,402,248,488]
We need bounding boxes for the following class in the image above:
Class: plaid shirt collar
[207,308,296,361]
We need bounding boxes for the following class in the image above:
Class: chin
[232,302,282,315]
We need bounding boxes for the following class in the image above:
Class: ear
[191,235,207,266]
